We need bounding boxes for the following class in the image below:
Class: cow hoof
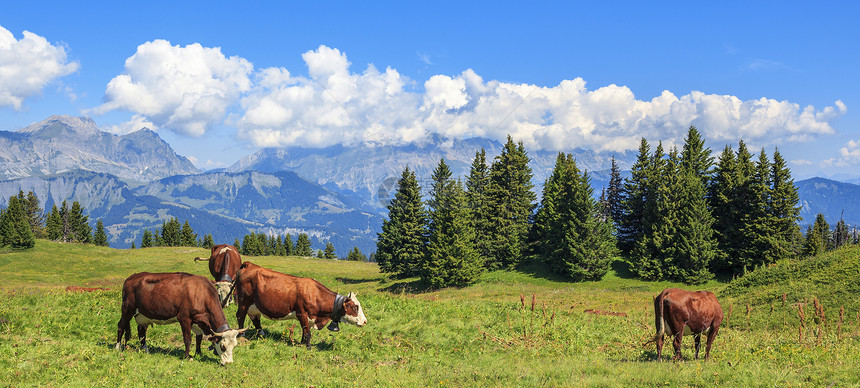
[327,322,340,332]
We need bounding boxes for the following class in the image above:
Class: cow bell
[327,321,340,332]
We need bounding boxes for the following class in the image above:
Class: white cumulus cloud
[0,25,79,110]
[92,39,252,137]
[235,46,846,153]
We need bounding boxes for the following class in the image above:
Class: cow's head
[339,292,368,327]
[208,328,247,365]
[214,281,233,307]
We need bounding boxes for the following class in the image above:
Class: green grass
[1,240,859,387]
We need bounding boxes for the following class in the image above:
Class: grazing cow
[194,244,242,306]
[115,272,247,365]
[234,262,368,348]
[653,288,723,361]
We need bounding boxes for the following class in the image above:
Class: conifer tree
[680,126,713,183]
[324,242,336,259]
[484,136,536,269]
[22,191,45,238]
[202,234,214,249]
[295,233,312,256]
[834,218,850,249]
[275,235,285,256]
[346,247,367,261]
[670,168,716,284]
[533,153,615,281]
[376,167,427,278]
[769,148,802,258]
[0,195,35,249]
[69,201,91,243]
[45,204,62,241]
[161,218,180,247]
[465,149,492,263]
[802,214,830,256]
[93,219,109,247]
[631,141,667,280]
[708,145,737,271]
[131,241,136,249]
[741,149,776,269]
[422,159,482,288]
[180,220,197,247]
[284,234,294,256]
[618,138,652,254]
[233,238,242,253]
[606,156,625,234]
[141,229,154,248]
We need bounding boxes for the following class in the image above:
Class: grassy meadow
[1,240,859,387]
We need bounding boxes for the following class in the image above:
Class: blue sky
[1,1,857,179]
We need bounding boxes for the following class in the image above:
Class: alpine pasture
[1,241,858,386]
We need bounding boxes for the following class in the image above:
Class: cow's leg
[137,324,149,353]
[655,332,664,361]
[115,312,132,350]
[179,320,193,360]
[704,325,720,360]
[297,313,312,349]
[672,332,683,361]
[693,333,702,359]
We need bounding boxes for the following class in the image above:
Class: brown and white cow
[653,288,723,361]
[115,272,247,365]
[234,262,367,348]
[194,244,242,306]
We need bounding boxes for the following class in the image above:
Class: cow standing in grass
[194,244,242,306]
[115,272,246,365]
[234,262,367,348]
[653,288,723,361]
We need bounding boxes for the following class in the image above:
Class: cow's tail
[653,290,667,341]
[194,256,210,262]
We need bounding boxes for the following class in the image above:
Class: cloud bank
[96,43,847,154]
[0,25,79,110]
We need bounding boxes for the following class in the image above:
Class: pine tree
[631,141,667,280]
[346,247,367,261]
[422,159,483,288]
[708,145,737,271]
[376,167,427,277]
[834,218,850,249]
[131,241,136,249]
[93,219,109,247]
[275,235,285,256]
[316,249,324,259]
[69,201,91,243]
[670,168,716,284]
[770,148,802,259]
[484,136,536,269]
[153,228,163,246]
[802,214,830,256]
[284,234,294,256]
[465,149,492,264]
[161,218,181,247]
[141,229,154,248]
[534,154,615,281]
[680,126,713,184]
[606,156,625,234]
[202,234,214,249]
[22,191,45,238]
[295,233,312,256]
[324,242,336,259]
[0,195,35,249]
[233,238,242,253]
[180,220,197,247]
[618,138,652,254]
[45,204,62,241]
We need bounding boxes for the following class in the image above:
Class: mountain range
[0,115,857,254]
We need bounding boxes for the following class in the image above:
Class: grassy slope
[0,240,858,387]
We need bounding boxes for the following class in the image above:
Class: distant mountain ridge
[796,177,860,227]
[0,115,199,183]
[229,136,637,209]
[0,170,383,254]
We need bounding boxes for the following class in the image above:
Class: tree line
[375,128,844,288]
[0,191,109,249]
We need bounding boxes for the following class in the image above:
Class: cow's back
[237,262,331,319]
[122,272,216,319]
[209,244,241,281]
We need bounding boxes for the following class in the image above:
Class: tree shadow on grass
[377,278,434,294]
[336,277,384,285]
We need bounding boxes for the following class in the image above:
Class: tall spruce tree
[284,234,293,256]
[769,148,802,258]
[180,220,197,247]
[295,233,312,256]
[0,195,35,249]
[22,191,45,238]
[619,138,652,254]
[533,153,615,281]
[324,242,336,259]
[422,159,482,288]
[680,126,713,183]
[670,167,716,284]
[708,145,738,271]
[484,136,536,269]
[45,204,62,241]
[376,167,427,278]
[741,149,777,269]
[802,214,830,256]
[93,219,109,247]
[141,229,154,248]
[69,201,91,243]
[631,142,667,280]
[465,149,492,263]
[606,156,625,234]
